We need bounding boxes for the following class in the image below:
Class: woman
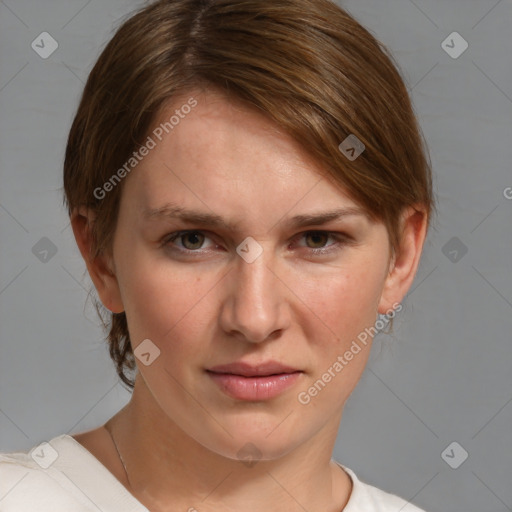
[0,0,434,510]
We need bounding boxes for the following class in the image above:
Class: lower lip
[207,371,302,401]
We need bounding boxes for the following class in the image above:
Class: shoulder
[0,436,92,511]
[339,464,428,512]
[0,444,42,489]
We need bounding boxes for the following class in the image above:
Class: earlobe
[378,206,428,315]
[70,207,125,314]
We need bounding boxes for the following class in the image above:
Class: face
[89,89,412,461]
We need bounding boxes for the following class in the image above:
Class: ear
[70,207,125,314]
[378,205,428,315]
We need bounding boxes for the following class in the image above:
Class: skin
[71,88,428,512]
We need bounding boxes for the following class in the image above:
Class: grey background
[1,1,511,511]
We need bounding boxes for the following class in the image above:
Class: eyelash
[160,230,351,257]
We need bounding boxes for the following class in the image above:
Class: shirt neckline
[51,433,363,512]
[50,434,149,511]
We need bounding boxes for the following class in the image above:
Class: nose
[219,243,291,343]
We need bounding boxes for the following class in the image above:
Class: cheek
[116,250,222,351]
[293,269,380,411]
[291,261,383,344]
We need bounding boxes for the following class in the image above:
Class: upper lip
[206,361,301,377]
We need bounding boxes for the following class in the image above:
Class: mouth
[206,360,301,377]
[205,360,303,401]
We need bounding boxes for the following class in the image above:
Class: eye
[164,231,216,251]
[161,229,351,257]
[303,231,331,249]
[295,230,347,254]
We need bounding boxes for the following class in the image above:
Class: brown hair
[63,0,435,390]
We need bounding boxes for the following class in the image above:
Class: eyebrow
[142,203,368,230]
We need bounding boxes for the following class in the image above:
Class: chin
[197,424,301,463]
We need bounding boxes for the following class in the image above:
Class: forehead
[120,88,364,223]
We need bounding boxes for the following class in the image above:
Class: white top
[0,434,427,511]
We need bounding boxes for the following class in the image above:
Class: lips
[206,360,301,377]
[205,360,304,401]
